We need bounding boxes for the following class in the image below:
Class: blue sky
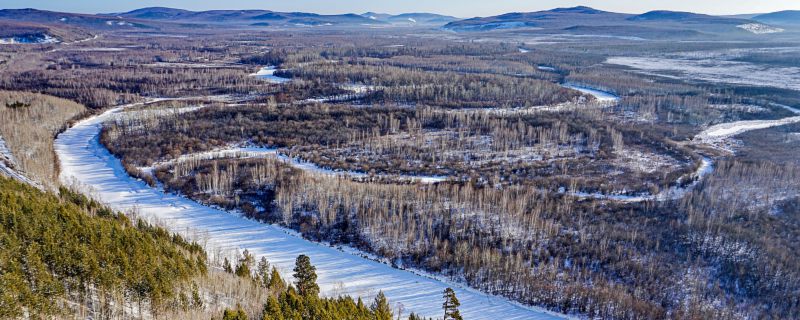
[1,0,796,17]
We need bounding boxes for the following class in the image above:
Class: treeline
[281,62,581,108]
[215,252,457,320]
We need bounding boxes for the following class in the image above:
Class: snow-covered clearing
[695,103,800,144]
[695,116,800,143]
[737,23,784,34]
[561,83,620,103]
[250,66,291,83]
[606,55,800,91]
[55,104,565,320]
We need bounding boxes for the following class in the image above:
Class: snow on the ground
[0,136,43,189]
[695,116,800,143]
[561,83,620,103]
[737,23,784,34]
[0,34,59,45]
[537,65,556,72]
[570,157,713,202]
[250,66,292,83]
[606,55,800,91]
[145,146,447,184]
[55,105,563,320]
[145,62,239,68]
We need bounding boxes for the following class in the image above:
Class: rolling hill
[443,6,785,37]
[753,11,800,26]
[114,7,384,27]
[0,8,152,30]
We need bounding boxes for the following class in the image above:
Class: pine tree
[223,304,248,320]
[261,295,283,320]
[371,291,393,320]
[442,288,462,320]
[292,254,319,297]
[268,266,286,293]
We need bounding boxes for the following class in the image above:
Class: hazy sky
[1,0,797,17]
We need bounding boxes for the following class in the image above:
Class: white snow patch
[737,23,784,34]
[0,34,59,45]
[606,55,800,91]
[250,66,291,84]
[54,102,568,320]
[561,83,619,103]
[537,65,556,72]
[695,116,800,143]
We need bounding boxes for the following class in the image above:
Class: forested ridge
[0,176,448,319]
[0,176,206,318]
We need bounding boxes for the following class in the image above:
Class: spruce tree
[222,304,248,320]
[261,295,283,320]
[268,266,286,293]
[442,288,462,320]
[292,254,319,297]
[371,291,393,320]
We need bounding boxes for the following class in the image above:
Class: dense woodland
[1,25,799,320]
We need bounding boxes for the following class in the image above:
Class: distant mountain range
[110,7,381,27]
[0,7,459,31]
[0,6,795,43]
[443,6,790,36]
[752,11,800,26]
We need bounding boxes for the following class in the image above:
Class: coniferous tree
[371,291,393,320]
[257,257,271,288]
[292,254,319,297]
[235,249,255,278]
[268,266,286,293]
[223,257,233,274]
[261,295,283,320]
[222,304,248,320]
[442,288,462,320]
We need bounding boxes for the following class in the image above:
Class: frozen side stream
[250,66,291,83]
[144,146,447,184]
[696,104,800,143]
[55,106,567,319]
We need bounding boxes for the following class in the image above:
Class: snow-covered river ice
[55,104,568,319]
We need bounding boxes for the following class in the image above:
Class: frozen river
[55,103,568,319]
